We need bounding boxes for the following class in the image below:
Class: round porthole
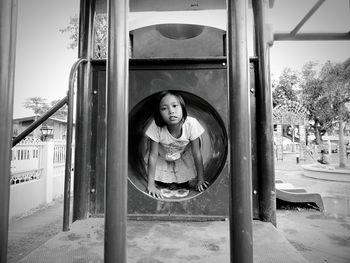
[128,91,228,201]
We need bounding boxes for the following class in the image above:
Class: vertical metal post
[227,1,253,263]
[63,66,76,231]
[73,0,94,221]
[0,0,17,262]
[252,0,276,225]
[105,0,128,262]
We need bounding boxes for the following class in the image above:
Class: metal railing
[12,97,68,147]
[63,58,87,231]
[11,58,88,232]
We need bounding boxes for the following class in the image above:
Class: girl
[146,91,209,198]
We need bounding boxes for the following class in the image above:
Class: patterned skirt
[145,147,197,184]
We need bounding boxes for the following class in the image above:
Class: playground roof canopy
[95,0,350,42]
[269,0,350,41]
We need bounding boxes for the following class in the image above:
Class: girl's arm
[147,139,163,198]
[191,137,209,192]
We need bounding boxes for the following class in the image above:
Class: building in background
[13,116,68,141]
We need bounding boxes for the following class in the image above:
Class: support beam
[252,0,276,225]
[274,32,350,41]
[73,0,94,221]
[290,0,325,36]
[0,1,17,262]
[227,1,253,262]
[105,0,129,262]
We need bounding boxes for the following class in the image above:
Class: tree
[23,97,49,116]
[60,14,107,58]
[59,15,79,50]
[319,61,350,167]
[272,67,299,107]
[299,62,331,144]
[23,97,67,120]
[300,61,350,167]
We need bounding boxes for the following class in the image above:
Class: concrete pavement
[7,199,64,263]
[275,153,350,263]
[7,152,350,263]
[16,218,310,263]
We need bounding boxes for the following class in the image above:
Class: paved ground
[14,218,309,263]
[7,199,64,263]
[7,152,350,262]
[275,152,350,263]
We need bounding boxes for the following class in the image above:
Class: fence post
[41,141,54,203]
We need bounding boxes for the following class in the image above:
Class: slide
[276,179,324,211]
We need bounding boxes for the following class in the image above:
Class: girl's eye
[160,107,167,111]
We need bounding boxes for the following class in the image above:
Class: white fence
[10,139,73,218]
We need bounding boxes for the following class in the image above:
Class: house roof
[13,116,67,124]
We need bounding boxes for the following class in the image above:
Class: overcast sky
[13,0,350,117]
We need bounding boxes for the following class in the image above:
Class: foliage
[272,67,299,107]
[23,97,67,120]
[23,97,49,116]
[299,61,350,144]
[60,14,108,58]
[319,61,350,122]
[59,15,79,50]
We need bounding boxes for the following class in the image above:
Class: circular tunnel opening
[128,91,228,201]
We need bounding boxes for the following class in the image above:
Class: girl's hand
[195,179,209,192]
[147,185,163,199]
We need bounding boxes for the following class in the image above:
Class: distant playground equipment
[275,179,324,211]
[273,100,308,162]
[273,101,327,210]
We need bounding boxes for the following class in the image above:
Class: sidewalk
[7,199,64,263]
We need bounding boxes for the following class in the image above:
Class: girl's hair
[153,90,188,127]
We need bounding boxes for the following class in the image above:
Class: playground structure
[275,178,324,212]
[1,0,350,262]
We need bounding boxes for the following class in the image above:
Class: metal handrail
[63,58,88,232]
[11,58,87,232]
[12,97,68,147]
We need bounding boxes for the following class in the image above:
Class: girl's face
[159,94,183,126]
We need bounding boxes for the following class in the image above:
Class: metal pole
[63,59,87,232]
[73,0,94,221]
[105,0,128,262]
[252,0,276,225]
[0,0,17,262]
[227,1,253,263]
[290,0,325,36]
[274,32,350,41]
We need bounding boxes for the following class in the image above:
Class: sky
[14,0,79,118]
[13,0,350,118]
[269,0,350,78]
